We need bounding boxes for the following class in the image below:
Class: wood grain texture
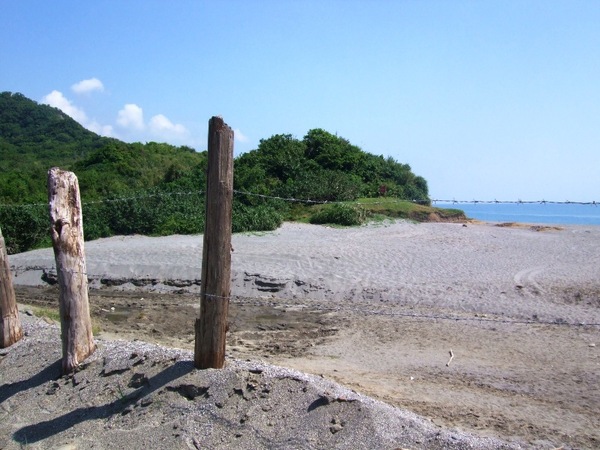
[48,167,96,373]
[195,117,234,369]
[0,226,23,348]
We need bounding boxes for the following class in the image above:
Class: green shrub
[233,203,283,232]
[309,203,367,226]
[82,202,112,241]
[0,203,49,254]
[155,211,205,235]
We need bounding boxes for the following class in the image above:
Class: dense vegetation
[0,92,202,203]
[0,92,212,252]
[234,130,428,202]
[0,91,456,254]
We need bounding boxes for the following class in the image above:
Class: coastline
[10,220,600,325]
[5,220,600,448]
[439,202,600,227]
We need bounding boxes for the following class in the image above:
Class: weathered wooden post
[48,167,96,374]
[0,226,23,348]
[194,117,234,369]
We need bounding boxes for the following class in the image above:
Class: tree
[303,128,364,172]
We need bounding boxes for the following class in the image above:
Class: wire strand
[5,190,599,328]
[1,188,598,210]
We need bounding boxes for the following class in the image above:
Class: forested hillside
[0,92,203,203]
[0,91,443,254]
[235,129,428,202]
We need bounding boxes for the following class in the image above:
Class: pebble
[53,444,77,450]
[330,424,343,434]
[46,381,60,395]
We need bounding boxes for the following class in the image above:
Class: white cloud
[149,114,188,137]
[41,90,114,138]
[87,121,114,137]
[117,104,145,130]
[42,85,194,145]
[71,78,104,95]
[234,128,249,143]
[42,90,88,123]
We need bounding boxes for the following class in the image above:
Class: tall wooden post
[48,167,96,374]
[194,117,234,369]
[0,227,23,348]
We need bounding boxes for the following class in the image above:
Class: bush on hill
[0,91,439,253]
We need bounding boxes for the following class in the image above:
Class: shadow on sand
[12,360,194,444]
[0,359,62,404]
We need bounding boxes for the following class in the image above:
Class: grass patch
[24,305,101,334]
[92,320,102,335]
[289,197,466,226]
[309,203,368,226]
[29,306,60,322]
[353,197,465,222]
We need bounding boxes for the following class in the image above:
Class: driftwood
[48,167,96,373]
[446,349,454,367]
[194,117,234,369]
[0,227,23,348]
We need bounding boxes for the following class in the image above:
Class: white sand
[7,220,600,448]
[10,221,600,325]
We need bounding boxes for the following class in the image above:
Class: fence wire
[4,189,599,329]
[1,189,599,210]
[234,190,600,206]
[0,190,207,211]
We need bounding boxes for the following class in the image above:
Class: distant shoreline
[8,220,600,448]
[10,221,600,326]
[437,201,600,226]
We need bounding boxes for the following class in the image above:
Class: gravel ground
[5,220,600,448]
[0,314,520,449]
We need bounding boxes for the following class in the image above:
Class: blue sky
[2,1,599,202]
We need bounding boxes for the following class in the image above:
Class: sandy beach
[4,220,600,448]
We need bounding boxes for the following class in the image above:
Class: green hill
[0,91,459,254]
[0,92,208,251]
[0,92,204,203]
[234,129,429,203]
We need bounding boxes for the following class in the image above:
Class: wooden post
[0,226,23,348]
[194,117,234,369]
[48,167,96,374]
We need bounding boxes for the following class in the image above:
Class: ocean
[436,202,600,226]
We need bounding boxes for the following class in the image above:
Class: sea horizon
[435,201,600,226]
